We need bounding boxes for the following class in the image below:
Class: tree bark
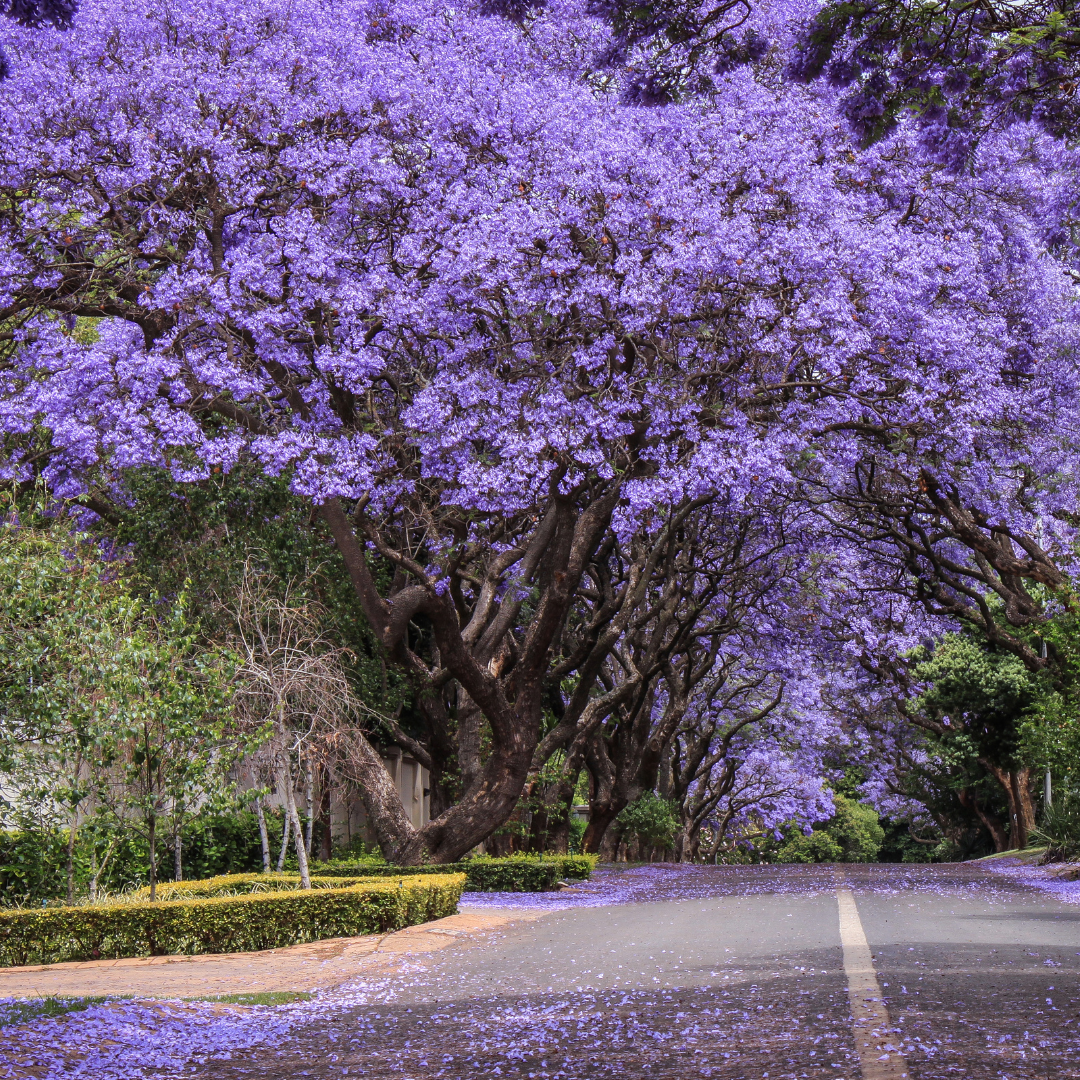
[318,487,621,863]
[255,795,272,873]
[276,803,291,872]
[957,787,1009,852]
[148,813,158,902]
[985,765,1036,849]
[279,759,312,888]
[65,823,77,906]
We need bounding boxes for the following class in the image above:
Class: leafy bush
[776,830,844,864]
[776,796,885,864]
[0,874,465,967]
[542,854,597,880]
[0,810,292,907]
[462,860,561,892]
[1032,799,1080,862]
[615,793,680,850]
[568,817,587,855]
[132,873,383,901]
[314,853,597,891]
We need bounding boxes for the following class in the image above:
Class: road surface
[192,862,1080,1080]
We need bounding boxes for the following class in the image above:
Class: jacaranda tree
[0,0,1076,861]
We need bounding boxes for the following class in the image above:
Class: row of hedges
[0,811,298,907]
[132,873,383,901]
[0,874,466,967]
[314,853,597,892]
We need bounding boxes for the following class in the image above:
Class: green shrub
[314,853,596,891]
[132,873,384,901]
[615,793,680,850]
[775,796,885,864]
[829,797,886,862]
[542,853,597,880]
[568,817,587,854]
[776,830,844,864]
[1032,798,1080,862]
[0,874,465,967]
[0,810,292,907]
[459,860,560,892]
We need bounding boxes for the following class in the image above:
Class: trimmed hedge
[542,854,597,880]
[133,873,382,901]
[315,853,598,891]
[0,874,465,967]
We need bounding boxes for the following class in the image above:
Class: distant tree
[777,795,884,864]
[907,634,1043,849]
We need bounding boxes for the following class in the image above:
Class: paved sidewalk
[0,911,536,1000]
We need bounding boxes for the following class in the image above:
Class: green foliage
[543,853,597,879]
[831,797,886,862]
[314,853,596,891]
[0,828,74,907]
[615,792,680,850]
[0,874,466,967]
[107,466,406,727]
[776,796,885,864]
[775,830,843,864]
[0,517,245,898]
[1031,798,1080,862]
[568,816,587,854]
[0,810,291,907]
[458,860,561,892]
[132,872,384,900]
[910,634,1037,769]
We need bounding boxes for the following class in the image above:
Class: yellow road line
[836,884,909,1080]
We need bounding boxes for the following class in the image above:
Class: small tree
[93,597,237,898]
[228,563,375,887]
[615,793,681,861]
[0,516,128,902]
[0,513,238,901]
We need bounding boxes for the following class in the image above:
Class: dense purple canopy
[0,0,1077,854]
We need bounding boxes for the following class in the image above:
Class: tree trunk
[304,762,315,858]
[279,760,311,888]
[276,804,291,872]
[1010,767,1036,849]
[173,829,183,883]
[255,795,272,873]
[985,765,1036,849]
[148,813,158,902]
[582,804,620,855]
[89,836,119,904]
[318,490,619,865]
[65,823,77,906]
[318,774,333,862]
[958,787,1009,853]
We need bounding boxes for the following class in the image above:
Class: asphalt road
[199,864,1080,1080]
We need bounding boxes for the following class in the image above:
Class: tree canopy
[0,0,1078,861]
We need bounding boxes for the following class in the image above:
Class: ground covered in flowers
[0,863,1078,1080]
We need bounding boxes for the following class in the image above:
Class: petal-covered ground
[1,862,1078,1080]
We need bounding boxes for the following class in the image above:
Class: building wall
[330,750,430,848]
[258,751,430,852]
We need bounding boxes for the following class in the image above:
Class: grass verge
[0,995,113,1028]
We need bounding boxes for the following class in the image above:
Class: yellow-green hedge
[0,874,465,967]
[316,852,601,890]
[132,873,382,901]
